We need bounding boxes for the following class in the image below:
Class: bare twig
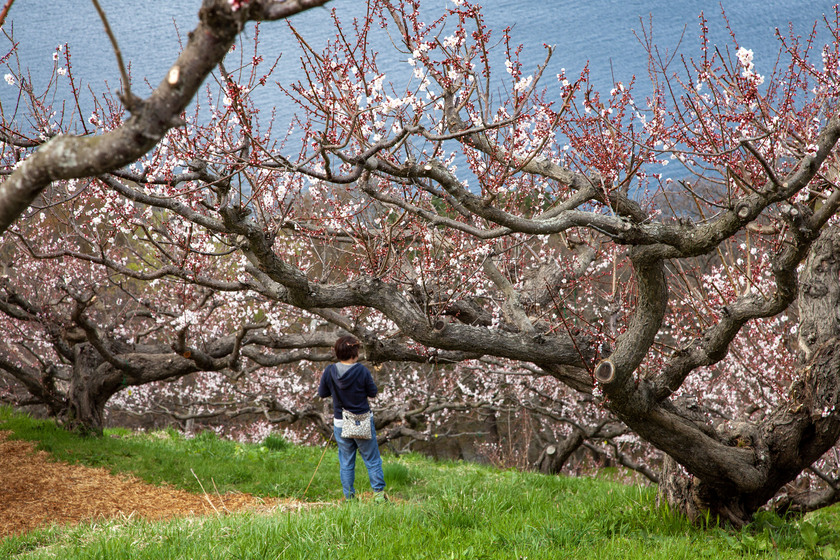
[90,0,137,110]
[0,0,15,29]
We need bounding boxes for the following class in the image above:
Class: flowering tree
[0,0,331,234]
[3,0,840,524]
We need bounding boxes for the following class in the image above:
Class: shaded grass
[2,406,840,559]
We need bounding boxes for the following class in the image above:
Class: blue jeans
[334,416,385,499]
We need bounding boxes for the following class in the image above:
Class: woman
[318,335,386,501]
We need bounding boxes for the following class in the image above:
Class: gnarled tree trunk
[688,226,840,524]
[64,344,117,435]
[658,336,840,525]
[535,429,585,475]
[63,339,202,435]
[603,225,840,526]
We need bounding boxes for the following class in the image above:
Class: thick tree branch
[0,0,330,235]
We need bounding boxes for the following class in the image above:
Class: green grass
[0,406,346,501]
[2,406,840,559]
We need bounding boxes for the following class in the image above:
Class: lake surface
[1,1,834,133]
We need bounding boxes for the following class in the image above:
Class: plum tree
[2,0,840,524]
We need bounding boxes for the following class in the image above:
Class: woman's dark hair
[334,335,361,361]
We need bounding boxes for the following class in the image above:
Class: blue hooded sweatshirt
[318,362,378,419]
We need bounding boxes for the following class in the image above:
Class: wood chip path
[0,431,305,539]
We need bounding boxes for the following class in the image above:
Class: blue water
[1,1,834,131]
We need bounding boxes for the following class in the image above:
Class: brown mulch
[0,431,304,539]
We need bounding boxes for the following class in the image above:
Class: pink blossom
[229,0,249,12]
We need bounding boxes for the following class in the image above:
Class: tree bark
[650,226,840,525]
[536,429,585,475]
[65,344,116,435]
[61,341,203,435]
[0,0,331,235]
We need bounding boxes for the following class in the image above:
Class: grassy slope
[1,407,839,560]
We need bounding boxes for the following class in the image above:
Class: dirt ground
[0,431,303,539]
